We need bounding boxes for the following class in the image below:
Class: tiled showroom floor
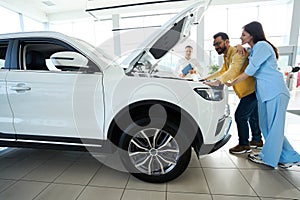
[0,90,300,200]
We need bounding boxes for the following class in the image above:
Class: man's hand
[224,81,232,87]
[204,80,221,86]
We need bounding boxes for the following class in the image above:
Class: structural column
[196,7,205,68]
[112,14,121,57]
[44,22,49,31]
[19,13,24,32]
[289,0,300,66]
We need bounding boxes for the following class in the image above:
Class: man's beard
[216,46,227,55]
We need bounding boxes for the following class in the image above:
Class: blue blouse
[244,41,290,102]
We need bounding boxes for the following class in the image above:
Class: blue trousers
[235,92,262,146]
[258,94,300,167]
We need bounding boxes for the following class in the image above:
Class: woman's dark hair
[243,21,279,59]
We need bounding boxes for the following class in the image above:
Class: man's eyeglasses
[213,41,223,47]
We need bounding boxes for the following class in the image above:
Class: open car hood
[122,1,210,75]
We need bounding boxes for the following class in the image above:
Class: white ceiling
[0,0,287,23]
[0,0,88,22]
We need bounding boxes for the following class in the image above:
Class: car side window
[20,40,100,73]
[0,42,8,69]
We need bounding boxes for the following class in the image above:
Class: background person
[175,45,203,79]
[226,21,300,168]
[204,32,262,154]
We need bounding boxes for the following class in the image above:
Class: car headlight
[194,85,224,101]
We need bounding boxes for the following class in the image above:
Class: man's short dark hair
[185,45,193,49]
[213,32,229,40]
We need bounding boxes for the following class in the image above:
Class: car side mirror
[50,51,89,69]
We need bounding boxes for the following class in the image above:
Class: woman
[226,21,300,168]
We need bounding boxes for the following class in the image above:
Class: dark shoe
[229,144,252,154]
[248,153,264,164]
[250,140,263,149]
[278,162,300,169]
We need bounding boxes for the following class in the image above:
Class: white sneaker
[248,153,264,164]
[248,154,277,168]
[278,162,300,169]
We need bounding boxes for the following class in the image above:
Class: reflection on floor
[0,91,299,200]
[287,110,300,116]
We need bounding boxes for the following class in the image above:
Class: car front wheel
[118,118,191,183]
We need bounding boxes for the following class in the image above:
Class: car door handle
[10,84,31,92]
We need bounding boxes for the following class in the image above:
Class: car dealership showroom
[0,0,300,199]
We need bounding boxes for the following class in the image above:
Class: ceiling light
[42,1,56,6]
[86,0,188,12]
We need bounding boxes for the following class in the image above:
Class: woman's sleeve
[245,42,272,76]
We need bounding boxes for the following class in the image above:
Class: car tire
[118,117,191,183]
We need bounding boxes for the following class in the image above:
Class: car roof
[0,31,115,70]
[0,31,72,41]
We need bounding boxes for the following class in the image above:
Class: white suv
[0,3,231,183]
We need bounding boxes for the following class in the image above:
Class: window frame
[0,40,11,70]
[12,38,101,73]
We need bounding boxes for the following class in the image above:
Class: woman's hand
[227,73,250,86]
[236,44,246,56]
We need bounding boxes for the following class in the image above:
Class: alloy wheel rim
[128,128,180,175]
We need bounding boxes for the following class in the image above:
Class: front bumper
[197,116,232,156]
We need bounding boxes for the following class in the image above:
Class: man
[175,46,203,79]
[204,32,263,154]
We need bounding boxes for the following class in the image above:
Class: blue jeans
[235,92,262,146]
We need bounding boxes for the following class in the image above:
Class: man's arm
[205,64,227,80]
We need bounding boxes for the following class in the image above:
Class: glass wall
[49,12,175,54]
[23,15,44,32]
[0,0,298,68]
[50,19,97,45]
[0,6,21,33]
[204,0,294,67]
[118,13,175,57]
